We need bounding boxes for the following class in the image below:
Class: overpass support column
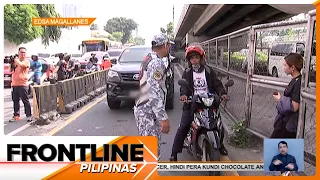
[185,32,211,45]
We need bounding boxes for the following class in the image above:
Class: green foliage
[160,22,174,40]
[111,32,123,42]
[229,120,250,148]
[129,36,145,45]
[36,4,63,46]
[108,35,116,41]
[104,17,138,44]
[4,4,64,46]
[223,51,268,63]
[90,23,98,30]
[4,4,43,45]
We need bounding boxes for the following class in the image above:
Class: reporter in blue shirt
[269,141,298,172]
[30,55,42,85]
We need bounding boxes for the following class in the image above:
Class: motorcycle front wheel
[201,140,221,176]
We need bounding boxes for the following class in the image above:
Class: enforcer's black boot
[220,145,228,156]
[169,153,177,161]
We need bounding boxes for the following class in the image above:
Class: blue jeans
[33,73,41,84]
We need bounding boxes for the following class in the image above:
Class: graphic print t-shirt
[193,70,208,95]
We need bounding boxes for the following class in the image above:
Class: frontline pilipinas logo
[6,136,158,179]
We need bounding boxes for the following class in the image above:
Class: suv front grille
[120,73,139,81]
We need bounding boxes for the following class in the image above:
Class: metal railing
[195,10,316,175]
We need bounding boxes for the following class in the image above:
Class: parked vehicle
[268,41,315,78]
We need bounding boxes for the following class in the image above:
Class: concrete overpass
[174,4,315,48]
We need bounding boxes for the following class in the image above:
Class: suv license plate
[129,90,139,98]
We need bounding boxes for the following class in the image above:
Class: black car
[106,45,176,110]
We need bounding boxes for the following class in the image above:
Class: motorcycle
[178,78,234,176]
[85,61,98,74]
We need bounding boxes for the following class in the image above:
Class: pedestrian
[64,54,76,78]
[30,54,42,85]
[134,33,174,159]
[271,53,303,138]
[10,47,32,122]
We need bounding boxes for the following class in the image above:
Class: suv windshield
[108,51,122,57]
[118,47,151,63]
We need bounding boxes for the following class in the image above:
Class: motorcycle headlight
[201,97,214,107]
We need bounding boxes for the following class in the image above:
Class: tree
[4,4,43,45]
[129,36,145,45]
[35,4,64,46]
[4,4,65,46]
[111,32,123,42]
[90,23,98,30]
[104,17,138,44]
[160,22,174,40]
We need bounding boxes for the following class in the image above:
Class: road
[9,64,266,176]
[7,64,313,175]
[3,88,33,135]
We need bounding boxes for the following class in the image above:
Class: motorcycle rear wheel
[201,140,221,176]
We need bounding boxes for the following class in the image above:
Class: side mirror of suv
[110,58,117,64]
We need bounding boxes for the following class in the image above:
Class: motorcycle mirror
[178,79,189,87]
[225,79,234,87]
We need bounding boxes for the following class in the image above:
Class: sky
[55,3,184,44]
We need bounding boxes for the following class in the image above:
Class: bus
[78,38,112,54]
[78,38,123,54]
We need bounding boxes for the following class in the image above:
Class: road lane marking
[46,94,107,136]
[6,122,32,136]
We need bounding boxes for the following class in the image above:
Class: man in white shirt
[170,43,229,161]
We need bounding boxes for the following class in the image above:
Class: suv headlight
[108,70,119,78]
[201,97,214,107]
[107,70,120,81]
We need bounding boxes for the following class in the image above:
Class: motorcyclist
[30,55,42,85]
[53,53,67,81]
[88,53,100,71]
[64,54,76,78]
[169,43,230,161]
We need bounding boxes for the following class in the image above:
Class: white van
[268,41,315,78]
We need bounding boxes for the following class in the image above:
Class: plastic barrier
[32,84,60,125]
[84,74,96,99]
[32,70,109,125]
[93,71,104,96]
[74,76,90,107]
[57,78,80,114]
[100,70,107,93]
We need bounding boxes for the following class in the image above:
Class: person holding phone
[271,53,303,138]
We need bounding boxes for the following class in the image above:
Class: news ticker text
[78,162,264,173]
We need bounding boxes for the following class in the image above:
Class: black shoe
[220,145,228,156]
[169,154,177,161]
